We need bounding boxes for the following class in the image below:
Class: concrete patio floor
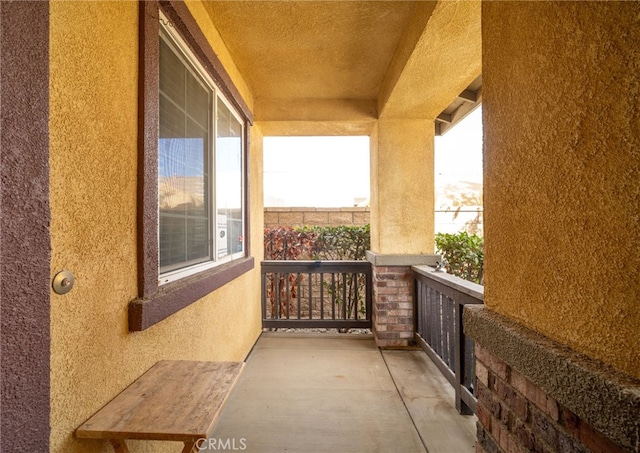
[209,333,476,453]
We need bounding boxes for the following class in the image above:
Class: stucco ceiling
[203,1,418,101]
[203,1,481,123]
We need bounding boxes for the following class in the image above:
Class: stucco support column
[368,119,438,347]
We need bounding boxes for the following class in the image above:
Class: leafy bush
[263,226,317,260]
[435,231,484,284]
[298,224,370,260]
[264,224,370,261]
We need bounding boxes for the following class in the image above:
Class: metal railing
[413,265,484,414]
[261,260,372,329]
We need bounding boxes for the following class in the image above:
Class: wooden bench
[76,360,244,453]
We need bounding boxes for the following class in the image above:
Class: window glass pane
[216,98,244,258]
[159,37,212,273]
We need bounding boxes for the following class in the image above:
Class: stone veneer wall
[264,207,370,228]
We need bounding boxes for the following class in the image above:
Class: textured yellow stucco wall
[379,0,481,120]
[483,1,640,379]
[49,3,261,452]
[370,120,435,254]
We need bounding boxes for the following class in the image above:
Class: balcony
[211,332,476,452]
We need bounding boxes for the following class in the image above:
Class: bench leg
[182,441,198,453]
[109,439,130,453]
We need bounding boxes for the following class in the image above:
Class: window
[158,23,245,284]
[130,1,254,331]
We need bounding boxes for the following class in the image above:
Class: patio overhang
[203,0,482,127]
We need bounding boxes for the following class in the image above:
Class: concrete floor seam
[379,349,430,453]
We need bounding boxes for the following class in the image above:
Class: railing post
[412,266,483,415]
[455,297,473,415]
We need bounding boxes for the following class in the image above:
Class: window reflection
[216,99,243,258]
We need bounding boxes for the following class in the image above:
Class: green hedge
[435,231,484,284]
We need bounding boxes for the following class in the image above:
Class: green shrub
[435,231,484,284]
[298,224,370,261]
[264,224,370,261]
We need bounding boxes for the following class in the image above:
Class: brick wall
[372,266,414,348]
[474,344,626,453]
[264,207,370,228]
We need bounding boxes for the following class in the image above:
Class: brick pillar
[371,265,415,348]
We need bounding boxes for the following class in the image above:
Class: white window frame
[158,16,245,285]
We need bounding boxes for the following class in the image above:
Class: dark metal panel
[261,261,372,329]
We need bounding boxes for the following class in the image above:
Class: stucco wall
[49,2,262,452]
[483,1,640,379]
[371,120,435,255]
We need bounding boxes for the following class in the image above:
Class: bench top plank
[76,360,244,442]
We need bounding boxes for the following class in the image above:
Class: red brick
[396,316,413,329]
[375,286,399,295]
[476,344,509,381]
[388,324,411,331]
[476,360,489,387]
[506,432,521,453]
[385,280,411,287]
[388,309,410,317]
[499,423,512,451]
[375,272,398,280]
[524,379,539,407]
[477,423,501,453]
[476,401,492,431]
[374,331,395,339]
[509,368,528,397]
[514,423,535,451]
[491,415,503,443]
[535,387,548,413]
[531,406,560,451]
[546,396,559,422]
[499,402,512,429]
[560,408,626,453]
[492,418,509,451]
[498,378,528,422]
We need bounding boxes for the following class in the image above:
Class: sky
[434,106,483,189]
[263,136,370,207]
[262,107,483,208]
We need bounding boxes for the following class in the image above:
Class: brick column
[372,265,414,348]
[366,252,439,348]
